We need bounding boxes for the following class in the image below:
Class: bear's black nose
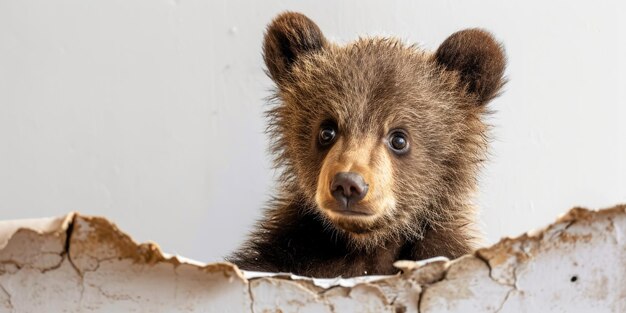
[330,172,369,208]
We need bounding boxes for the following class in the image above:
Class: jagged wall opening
[0,205,625,312]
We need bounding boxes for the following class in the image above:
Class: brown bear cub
[228,12,506,278]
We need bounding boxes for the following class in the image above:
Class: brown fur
[227,12,506,278]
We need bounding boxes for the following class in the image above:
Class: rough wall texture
[0,205,624,312]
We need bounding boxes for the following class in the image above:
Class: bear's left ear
[263,12,327,85]
[435,29,506,105]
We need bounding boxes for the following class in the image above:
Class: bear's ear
[263,12,327,85]
[435,29,506,105]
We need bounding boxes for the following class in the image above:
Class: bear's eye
[388,131,409,154]
[319,124,337,146]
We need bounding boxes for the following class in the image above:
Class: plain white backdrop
[1,0,624,263]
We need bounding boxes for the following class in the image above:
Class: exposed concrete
[0,205,625,312]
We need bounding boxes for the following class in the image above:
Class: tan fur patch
[315,135,396,233]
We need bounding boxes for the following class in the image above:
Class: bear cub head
[264,12,505,250]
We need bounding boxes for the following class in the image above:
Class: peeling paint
[0,205,625,312]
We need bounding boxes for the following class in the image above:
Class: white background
[1,0,624,263]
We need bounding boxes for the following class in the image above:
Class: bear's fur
[228,12,506,278]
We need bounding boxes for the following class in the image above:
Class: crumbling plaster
[0,205,624,312]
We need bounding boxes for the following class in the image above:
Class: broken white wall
[0,0,625,265]
[0,205,624,312]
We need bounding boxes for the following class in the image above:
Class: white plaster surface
[0,1,625,264]
[0,205,624,312]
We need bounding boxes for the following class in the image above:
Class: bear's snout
[329,172,371,215]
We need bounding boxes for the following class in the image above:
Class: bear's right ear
[435,29,506,105]
[263,12,327,85]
